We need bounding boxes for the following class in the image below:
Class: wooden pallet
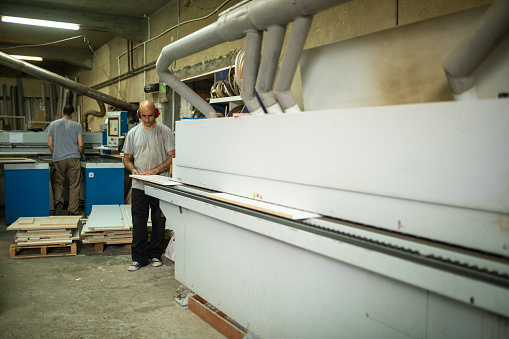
[188,295,246,339]
[93,242,131,253]
[9,242,77,259]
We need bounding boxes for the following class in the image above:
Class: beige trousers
[52,157,81,214]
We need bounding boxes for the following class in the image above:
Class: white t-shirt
[123,122,175,190]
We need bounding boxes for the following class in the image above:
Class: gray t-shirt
[46,118,84,162]
[123,122,175,190]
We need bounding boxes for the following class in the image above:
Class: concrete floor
[0,211,224,338]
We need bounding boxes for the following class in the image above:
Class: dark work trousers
[131,188,166,266]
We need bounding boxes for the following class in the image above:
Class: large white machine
[148,98,509,338]
[146,0,509,337]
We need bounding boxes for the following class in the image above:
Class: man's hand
[140,169,158,175]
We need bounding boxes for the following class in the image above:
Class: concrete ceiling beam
[0,45,93,69]
[0,3,147,42]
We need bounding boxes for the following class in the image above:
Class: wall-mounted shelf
[210,96,243,105]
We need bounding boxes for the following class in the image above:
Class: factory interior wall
[301,3,509,110]
[0,0,493,132]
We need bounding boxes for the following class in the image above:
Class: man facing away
[47,104,84,216]
[123,100,175,271]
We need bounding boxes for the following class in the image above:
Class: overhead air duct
[0,51,138,112]
[255,24,286,114]
[156,0,352,117]
[442,0,509,100]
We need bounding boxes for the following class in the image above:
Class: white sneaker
[128,261,141,271]
[151,258,162,267]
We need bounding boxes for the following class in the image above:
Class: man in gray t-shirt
[47,105,84,216]
[123,100,175,271]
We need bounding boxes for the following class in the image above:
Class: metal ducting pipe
[156,24,224,119]
[442,0,509,100]
[0,51,138,112]
[241,30,264,115]
[83,100,107,121]
[255,24,286,114]
[156,0,352,117]
[274,16,312,113]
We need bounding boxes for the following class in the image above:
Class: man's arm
[123,153,139,175]
[47,136,54,154]
[141,150,175,175]
[78,135,84,155]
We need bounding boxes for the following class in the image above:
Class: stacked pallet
[8,216,81,258]
[81,205,143,252]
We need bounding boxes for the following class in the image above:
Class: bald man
[123,100,175,271]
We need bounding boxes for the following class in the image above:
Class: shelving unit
[210,95,243,105]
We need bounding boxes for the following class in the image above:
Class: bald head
[139,100,156,113]
[138,100,158,129]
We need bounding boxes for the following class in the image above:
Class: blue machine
[81,159,125,216]
[4,162,49,224]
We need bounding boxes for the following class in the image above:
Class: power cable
[146,0,231,44]
[189,0,222,10]
[0,35,84,50]
[84,36,127,102]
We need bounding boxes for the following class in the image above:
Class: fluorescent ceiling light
[10,55,43,61]
[1,16,79,30]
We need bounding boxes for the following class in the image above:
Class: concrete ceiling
[0,0,171,77]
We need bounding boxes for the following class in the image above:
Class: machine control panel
[106,111,127,147]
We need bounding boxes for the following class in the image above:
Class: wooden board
[85,219,127,229]
[84,205,129,232]
[120,205,133,228]
[30,110,47,130]
[39,216,82,227]
[18,217,35,225]
[0,158,37,163]
[206,192,321,220]
[7,216,81,230]
[188,295,246,339]
[130,174,182,186]
[15,239,73,246]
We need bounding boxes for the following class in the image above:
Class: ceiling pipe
[274,16,312,113]
[0,51,139,112]
[255,24,286,114]
[156,0,352,118]
[83,100,106,122]
[442,0,509,100]
[241,30,264,115]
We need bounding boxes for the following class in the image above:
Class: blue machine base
[84,167,124,216]
[5,168,49,224]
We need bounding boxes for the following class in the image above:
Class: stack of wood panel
[8,216,81,258]
[81,205,140,248]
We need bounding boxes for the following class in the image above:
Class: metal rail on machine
[146,181,509,289]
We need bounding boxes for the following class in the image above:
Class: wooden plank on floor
[188,295,246,339]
